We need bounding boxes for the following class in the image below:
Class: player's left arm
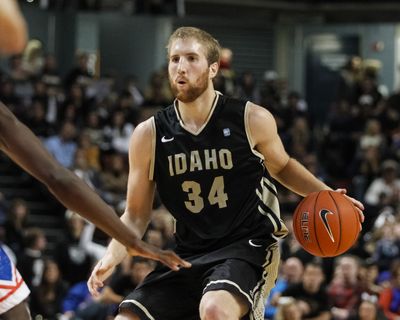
[247,103,364,217]
[247,102,329,195]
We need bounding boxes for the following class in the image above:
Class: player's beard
[170,70,209,103]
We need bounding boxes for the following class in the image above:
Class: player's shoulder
[129,117,155,149]
[246,102,275,125]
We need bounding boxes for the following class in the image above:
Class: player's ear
[209,62,219,79]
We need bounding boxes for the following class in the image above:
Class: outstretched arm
[0,102,190,268]
[0,0,27,55]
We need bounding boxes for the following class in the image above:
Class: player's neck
[177,87,217,130]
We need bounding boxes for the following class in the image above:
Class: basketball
[292,190,361,257]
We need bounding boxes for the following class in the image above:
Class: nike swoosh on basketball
[161,136,174,143]
[319,209,335,242]
[248,239,262,248]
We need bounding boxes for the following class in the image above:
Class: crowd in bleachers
[0,45,400,320]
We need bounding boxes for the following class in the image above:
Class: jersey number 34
[182,176,228,213]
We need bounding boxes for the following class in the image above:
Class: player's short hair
[166,26,221,65]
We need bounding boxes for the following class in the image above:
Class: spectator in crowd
[64,52,93,89]
[273,297,302,320]
[99,153,128,207]
[364,160,400,209]
[350,296,388,320]
[372,223,400,273]
[123,75,144,108]
[4,198,31,256]
[143,70,173,107]
[351,146,382,201]
[358,261,383,298]
[44,121,78,168]
[84,111,104,146]
[328,255,363,320]
[40,53,62,92]
[234,70,261,103]
[54,211,93,286]
[265,257,304,319]
[337,56,363,105]
[17,227,47,288]
[30,259,68,320]
[24,98,53,138]
[260,70,281,114]
[76,130,101,171]
[102,110,134,154]
[280,261,331,320]
[358,119,386,153]
[379,263,400,320]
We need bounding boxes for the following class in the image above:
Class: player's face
[168,38,212,103]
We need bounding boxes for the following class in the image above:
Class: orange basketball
[292,190,361,257]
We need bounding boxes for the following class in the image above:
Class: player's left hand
[334,188,365,227]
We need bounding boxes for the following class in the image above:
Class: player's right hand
[87,258,115,297]
[126,239,191,271]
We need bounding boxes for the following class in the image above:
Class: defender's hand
[127,239,191,271]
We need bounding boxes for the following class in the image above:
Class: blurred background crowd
[2,1,400,320]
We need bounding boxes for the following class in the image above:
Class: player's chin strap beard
[176,91,217,125]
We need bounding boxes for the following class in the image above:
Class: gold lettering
[175,153,187,175]
[204,149,218,170]
[190,150,203,172]
[219,149,233,169]
[168,155,174,176]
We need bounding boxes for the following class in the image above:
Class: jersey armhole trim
[244,102,265,160]
[149,117,156,181]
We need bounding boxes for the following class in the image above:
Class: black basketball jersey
[151,92,287,253]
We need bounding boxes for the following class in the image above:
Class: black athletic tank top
[152,93,287,252]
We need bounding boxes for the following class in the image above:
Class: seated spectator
[24,98,53,138]
[84,111,104,147]
[102,110,134,154]
[4,198,30,256]
[30,259,68,320]
[265,257,304,319]
[358,260,383,297]
[64,52,93,89]
[280,261,331,320]
[54,211,93,287]
[234,70,260,103]
[99,153,128,207]
[372,223,400,273]
[379,261,400,320]
[44,121,78,168]
[60,280,92,320]
[17,227,47,288]
[365,160,400,209]
[350,296,388,320]
[328,255,363,320]
[274,296,302,320]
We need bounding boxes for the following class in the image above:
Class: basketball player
[0,2,189,319]
[88,27,364,320]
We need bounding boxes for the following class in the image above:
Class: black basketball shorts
[119,237,280,320]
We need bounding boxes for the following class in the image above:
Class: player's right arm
[0,102,189,273]
[0,0,28,55]
[87,119,191,296]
